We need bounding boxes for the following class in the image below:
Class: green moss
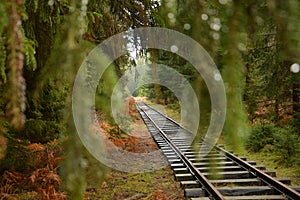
[84,167,183,199]
[244,151,300,186]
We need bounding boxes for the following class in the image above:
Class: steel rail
[139,102,191,132]
[137,102,225,200]
[215,146,300,200]
[137,101,300,200]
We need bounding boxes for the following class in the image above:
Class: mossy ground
[84,98,185,199]
[243,151,300,186]
[84,168,184,200]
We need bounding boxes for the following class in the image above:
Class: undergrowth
[246,123,300,167]
[0,139,65,200]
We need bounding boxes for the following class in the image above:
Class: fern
[23,36,37,71]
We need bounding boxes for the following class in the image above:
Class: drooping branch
[5,0,26,130]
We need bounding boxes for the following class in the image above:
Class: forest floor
[0,97,185,200]
[244,151,300,186]
[1,98,298,199]
[84,97,185,199]
[84,168,184,200]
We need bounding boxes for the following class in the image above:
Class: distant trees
[244,0,300,126]
[137,0,300,153]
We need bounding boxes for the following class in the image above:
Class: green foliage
[247,123,300,166]
[94,64,119,126]
[136,50,194,106]
[0,0,299,198]
[23,37,37,71]
[166,101,180,111]
[246,123,276,152]
[0,1,8,36]
[244,0,300,127]
[136,85,151,97]
[273,127,300,166]
[18,79,68,143]
[20,119,61,143]
[0,137,30,173]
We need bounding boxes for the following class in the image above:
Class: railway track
[136,101,300,200]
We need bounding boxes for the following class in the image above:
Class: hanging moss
[221,1,249,153]
[5,0,27,131]
[0,1,8,36]
[0,36,7,83]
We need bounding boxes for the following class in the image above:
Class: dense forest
[0,0,299,199]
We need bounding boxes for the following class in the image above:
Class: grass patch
[84,167,184,199]
[244,151,300,185]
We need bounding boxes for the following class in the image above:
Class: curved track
[136,101,300,200]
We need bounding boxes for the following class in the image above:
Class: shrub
[0,138,31,173]
[166,102,180,110]
[246,123,300,166]
[273,127,300,166]
[20,119,61,143]
[246,123,277,152]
